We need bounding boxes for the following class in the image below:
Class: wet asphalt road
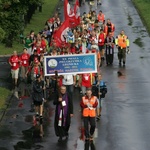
[1,0,150,149]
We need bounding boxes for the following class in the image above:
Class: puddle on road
[132,26,148,37]
[25,115,33,123]
[133,37,144,47]
[14,125,44,150]
[127,14,133,26]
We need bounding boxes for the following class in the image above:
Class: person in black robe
[53,85,73,142]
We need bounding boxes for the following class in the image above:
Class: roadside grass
[24,0,59,35]
[0,0,59,55]
[132,0,150,34]
[0,87,11,110]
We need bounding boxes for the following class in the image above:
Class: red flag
[68,0,81,28]
[64,0,68,20]
[74,0,80,26]
[64,0,79,28]
[64,0,75,20]
[53,19,70,47]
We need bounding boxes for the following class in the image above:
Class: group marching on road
[8,0,130,143]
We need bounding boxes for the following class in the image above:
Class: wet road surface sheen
[1,0,150,149]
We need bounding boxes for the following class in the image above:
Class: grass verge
[0,0,59,55]
[132,0,150,34]
[24,0,59,35]
[0,87,11,110]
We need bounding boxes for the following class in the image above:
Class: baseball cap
[36,74,41,79]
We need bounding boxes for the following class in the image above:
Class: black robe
[53,92,73,137]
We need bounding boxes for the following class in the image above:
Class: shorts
[97,98,104,108]
[11,68,19,79]
[33,100,43,106]
[20,66,28,78]
[99,45,104,51]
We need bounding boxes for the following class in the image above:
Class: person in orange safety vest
[97,10,105,30]
[115,30,130,66]
[80,88,98,141]
[104,19,115,36]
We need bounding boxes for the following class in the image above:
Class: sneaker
[58,137,62,142]
[29,109,35,112]
[96,116,100,121]
[36,114,39,117]
[65,135,69,140]
[101,57,105,61]
[123,61,126,66]
[80,91,83,94]
[35,114,39,121]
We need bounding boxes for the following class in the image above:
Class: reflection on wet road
[1,0,150,149]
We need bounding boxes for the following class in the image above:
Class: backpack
[99,81,107,98]
[92,80,107,98]
[92,84,99,97]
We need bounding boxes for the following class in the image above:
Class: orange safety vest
[117,35,127,48]
[104,23,115,36]
[97,14,105,23]
[82,96,97,117]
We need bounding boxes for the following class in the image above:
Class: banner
[53,19,70,47]
[74,0,80,26]
[64,0,75,20]
[64,0,80,28]
[44,53,97,76]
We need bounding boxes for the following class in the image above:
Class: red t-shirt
[82,73,92,87]
[70,47,76,54]
[28,66,40,76]
[98,33,105,46]
[33,67,39,74]
[41,39,47,49]
[58,77,63,86]
[33,47,43,55]
[9,55,20,70]
[20,53,30,67]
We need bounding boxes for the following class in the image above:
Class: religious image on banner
[44,53,97,76]
[48,59,58,68]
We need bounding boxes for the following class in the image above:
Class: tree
[0,27,5,42]
[0,0,43,47]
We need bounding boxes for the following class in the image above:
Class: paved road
[1,0,150,150]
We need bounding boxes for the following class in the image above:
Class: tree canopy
[0,0,44,47]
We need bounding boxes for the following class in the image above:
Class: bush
[0,28,5,42]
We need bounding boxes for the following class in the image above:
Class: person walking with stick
[53,85,74,142]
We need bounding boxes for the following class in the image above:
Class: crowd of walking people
[8,0,130,144]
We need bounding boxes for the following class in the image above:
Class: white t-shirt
[63,74,75,85]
